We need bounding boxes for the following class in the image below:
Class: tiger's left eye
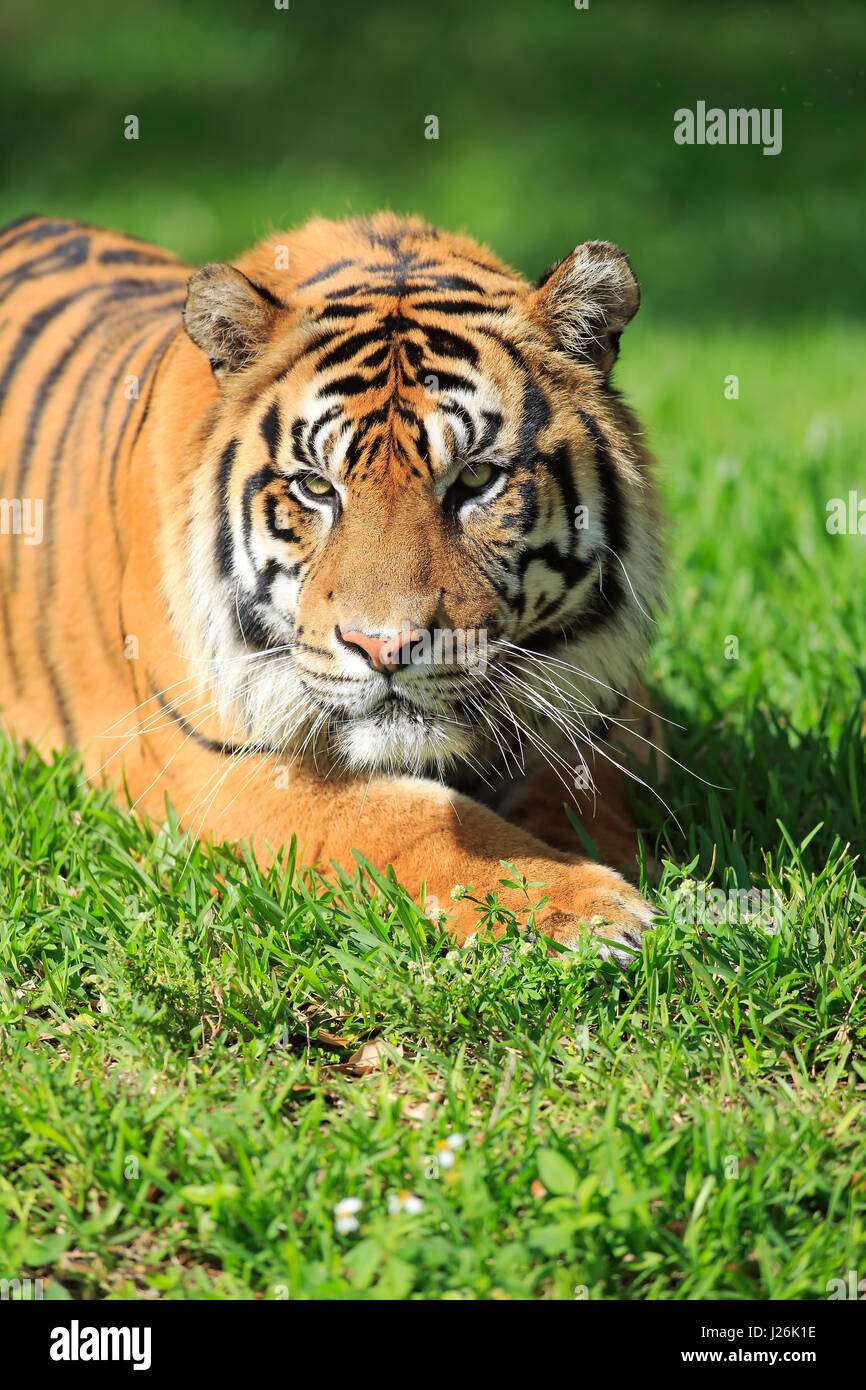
[298,473,336,499]
[456,461,494,490]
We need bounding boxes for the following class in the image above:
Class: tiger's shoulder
[0,213,189,272]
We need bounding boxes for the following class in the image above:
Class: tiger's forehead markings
[283,388,355,474]
[247,222,533,490]
[282,362,511,488]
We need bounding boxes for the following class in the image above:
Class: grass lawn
[1,322,863,1301]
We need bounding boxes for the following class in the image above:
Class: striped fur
[0,212,664,958]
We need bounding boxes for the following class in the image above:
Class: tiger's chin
[334,699,476,776]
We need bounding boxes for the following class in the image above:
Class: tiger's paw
[542,873,657,967]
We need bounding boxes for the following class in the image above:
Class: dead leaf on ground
[331,1037,404,1075]
[403,1090,445,1123]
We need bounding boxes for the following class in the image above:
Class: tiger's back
[0,216,190,758]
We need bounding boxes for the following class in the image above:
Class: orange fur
[0,213,664,958]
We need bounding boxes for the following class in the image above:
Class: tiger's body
[0,212,663,957]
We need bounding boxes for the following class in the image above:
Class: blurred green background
[1,0,863,321]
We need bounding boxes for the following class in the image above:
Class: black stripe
[0,233,90,306]
[535,255,569,290]
[37,320,166,719]
[260,400,282,465]
[518,383,550,471]
[576,409,626,557]
[315,326,391,372]
[478,410,504,453]
[411,299,505,316]
[324,282,440,301]
[246,275,286,310]
[106,321,180,564]
[545,443,582,541]
[241,465,278,560]
[215,439,239,578]
[313,302,369,321]
[0,291,85,414]
[421,324,479,368]
[0,213,44,242]
[98,247,183,267]
[12,279,185,507]
[0,591,23,696]
[0,217,80,255]
[265,493,299,541]
[234,599,275,650]
[414,368,475,396]
[124,328,179,461]
[150,683,253,756]
[304,404,341,458]
[318,370,389,399]
[442,401,476,451]
[419,274,488,294]
[44,660,77,745]
[98,311,180,470]
[297,259,358,289]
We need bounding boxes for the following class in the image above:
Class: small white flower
[333,1197,362,1234]
[450,884,467,901]
[434,1132,466,1168]
[518,940,534,957]
[388,1189,424,1215]
[445,949,461,966]
[680,877,696,894]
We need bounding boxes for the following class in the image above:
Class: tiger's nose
[337,626,422,672]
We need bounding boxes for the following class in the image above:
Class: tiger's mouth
[325,680,477,774]
[330,692,475,778]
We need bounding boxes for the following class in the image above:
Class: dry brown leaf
[404,1089,444,1122]
[336,1037,404,1075]
[38,1022,72,1041]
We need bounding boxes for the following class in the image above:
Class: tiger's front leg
[501,756,645,879]
[500,687,666,878]
[130,749,655,964]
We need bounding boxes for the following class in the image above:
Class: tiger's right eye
[456,461,494,490]
[297,473,336,500]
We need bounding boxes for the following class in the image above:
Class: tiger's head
[178,214,662,785]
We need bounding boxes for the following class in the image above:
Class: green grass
[1,324,864,1300]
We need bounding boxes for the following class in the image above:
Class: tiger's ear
[183,263,285,381]
[532,241,640,376]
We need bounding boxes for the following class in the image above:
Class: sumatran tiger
[0,212,665,962]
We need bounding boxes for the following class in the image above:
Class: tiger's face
[180,216,662,783]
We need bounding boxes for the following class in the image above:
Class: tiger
[0,211,665,961]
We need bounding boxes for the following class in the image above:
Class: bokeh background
[1,0,864,863]
[2,0,863,318]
